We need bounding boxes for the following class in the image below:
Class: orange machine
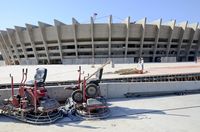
[1,68,63,124]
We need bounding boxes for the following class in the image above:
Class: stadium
[0,15,200,65]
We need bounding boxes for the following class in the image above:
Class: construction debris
[114,68,147,75]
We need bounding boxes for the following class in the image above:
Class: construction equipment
[0,68,63,124]
[64,61,110,120]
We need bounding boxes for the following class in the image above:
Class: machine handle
[9,74,14,98]
[85,60,110,81]
[9,74,12,78]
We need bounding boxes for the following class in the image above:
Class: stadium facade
[0,15,200,65]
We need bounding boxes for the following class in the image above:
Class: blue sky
[0,0,199,30]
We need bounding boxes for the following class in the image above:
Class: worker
[141,58,144,73]
[137,58,141,71]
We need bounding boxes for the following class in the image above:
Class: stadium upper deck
[0,16,200,65]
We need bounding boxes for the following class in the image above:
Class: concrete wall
[20,58,38,65]
[1,81,200,101]
[161,57,177,62]
[100,81,200,98]
[0,61,5,66]
[62,57,134,64]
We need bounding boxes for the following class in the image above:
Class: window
[36,47,45,51]
[171,39,179,43]
[144,38,155,42]
[26,48,33,51]
[158,38,168,42]
[183,39,189,43]
[62,45,75,49]
[27,54,34,57]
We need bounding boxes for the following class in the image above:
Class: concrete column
[72,18,79,58]
[25,24,39,64]
[136,18,146,58]
[15,26,28,64]
[152,19,162,62]
[186,23,199,61]
[166,20,176,57]
[38,21,51,64]
[195,26,200,57]
[0,31,15,64]
[6,29,21,64]
[54,19,65,63]
[0,40,10,64]
[0,32,13,64]
[177,21,188,60]
[90,17,95,63]
[108,15,112,58]
[124,16,130,58]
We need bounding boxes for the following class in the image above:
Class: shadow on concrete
[0,115,22,123]
[55,120,105,129]
[107,106,166,120]
[0,116,12,122]
[107,94,178,103]
[107,104,200,120]
[0,104,198,128]
[54,105,168,128]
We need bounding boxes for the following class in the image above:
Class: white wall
[100,81,200,98]
[62,58,134,64]
[1,81,200,101]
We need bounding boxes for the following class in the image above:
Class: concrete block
[99,83,108,98]
[107,83,129,98]
[1,81,200,101]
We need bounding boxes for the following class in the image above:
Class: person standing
[141,58,144,73]
[137,58,141,70]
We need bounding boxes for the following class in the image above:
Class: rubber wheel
[85,83,98,98]
[72,90,83,103]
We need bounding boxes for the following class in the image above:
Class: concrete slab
[0,94,200,132]
[1,62,200,85]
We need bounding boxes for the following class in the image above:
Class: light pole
[93,13,97,22]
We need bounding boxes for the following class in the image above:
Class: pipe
[10,74,14,98]
[34,80,37,113]
[23,68,28,85]
[83,77,86,102]
[77,66,81,89]
[20,69,24,86]
[85,60,110,81]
